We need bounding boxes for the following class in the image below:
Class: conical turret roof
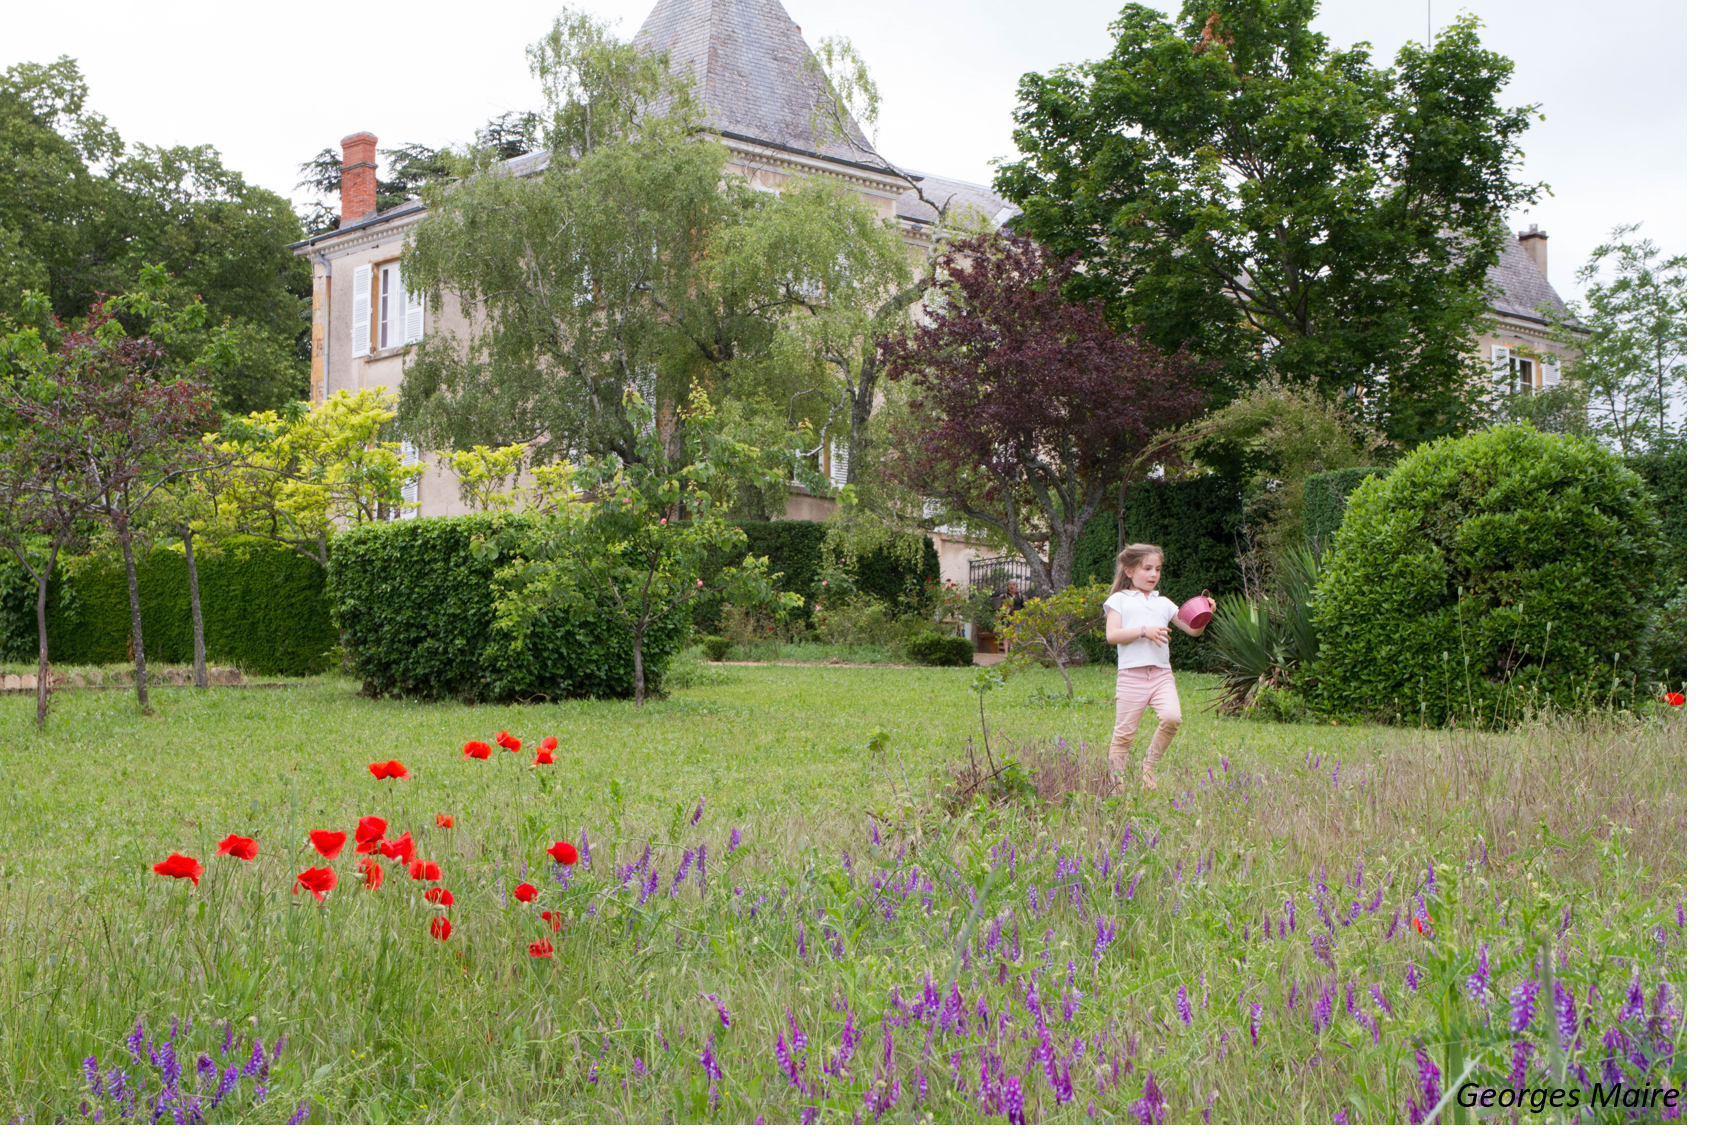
[634,0,881,167]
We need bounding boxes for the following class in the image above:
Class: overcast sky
[4,0,1684,305]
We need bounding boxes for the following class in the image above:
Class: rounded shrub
[1311,424,1662,725]
[907,632,975,667]
[702,635,733,662]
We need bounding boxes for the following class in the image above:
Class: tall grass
[0,669,1684,1123]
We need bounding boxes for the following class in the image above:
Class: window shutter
[1541,362,1559,388]
[829,439,850,488]
[1489,344,1510,366]
[351,265,373,358]
[404,288,424,345]
[397,442,420,520]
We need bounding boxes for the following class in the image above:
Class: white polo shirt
[1103,589,1180,669]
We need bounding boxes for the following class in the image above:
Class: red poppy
[153,852,204,885]
[462,741,491,759]
[424,887,454,907]
[547,841,578,865]
[215,835,258,861]
[496,731,523,752]
[435,814,455,829]
[1412,914,1433,938]
[541,909,563,932]
[430,915,453,941]
[409,859,442,882]
[308,830,347,859]
[356,816,389,844]
[368,760,409,780]
[1665,692,1685,706]
[355,857,384,891]
[378,832,417,864]
[528,938,554,958]
[513,882,539,904]
[295,866,338,900]
[542,736,558,752]
[533,748,554,766]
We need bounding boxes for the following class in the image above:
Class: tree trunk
[182,527,207,689]
[116,516,151,713]
[33,539,62,729]
[631,629,646,708]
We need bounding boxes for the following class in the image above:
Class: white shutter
[404,288,424,345]
[351,265,373,358]
[1489,344,1510,366]
[397,443,420,520]
[828,439,850,488]
[1541,362,1559,388]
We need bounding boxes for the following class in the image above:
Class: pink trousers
[1108,666,1182,787]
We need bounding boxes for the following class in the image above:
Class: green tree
[993,1,1542,445]
[1547,224,1687,455]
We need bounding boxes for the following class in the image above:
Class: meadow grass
[0,661,1685,1123]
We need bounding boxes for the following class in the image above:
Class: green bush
[702,635,733,662]
[1300,467,1387,547]
[1623,445,1685,589]
[906,632,974,667]
[0,538,337,675]
[1648,584,1686,683]
[328,514,687,702]
[692,522,939,633]
[1311,424,1663,726]
[1073,475,1242,671]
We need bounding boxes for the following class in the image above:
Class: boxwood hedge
[1310,424,1663,725]
[327,514,687,702]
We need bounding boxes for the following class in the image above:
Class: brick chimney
[339,132,379,226]
[1518,223,1548,280]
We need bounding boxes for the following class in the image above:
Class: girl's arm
[1105,610,1169,646]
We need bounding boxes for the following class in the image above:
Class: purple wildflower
[286,1102,310,1125]
[1510,979,1541,1033]
[241,1039,265,1079]
[1249,1002,1263,1046]
[1415,1044,1442,1118]
[728,827,741,853]
[637,870,659,906]
[691,797,704,825]
[211,1065,239,1109]
[1371,983,1393,1017]
[1004,1073,1026,1123]
[126,1020,146,1063]
[700,1035,722,1082]
[580,830,591,870]
[1406,962,1420,993]
[1333,1109,1348,1124]
[1511,1041,1534,1092]
[671,849,696,896]
[1554,982,1579,1043]
[701,992,732,1028]
[1130,1073,1166,1124]
[1619,975,1645,1022]
[1176,985,1192,1027]
[1092,916,1117,964]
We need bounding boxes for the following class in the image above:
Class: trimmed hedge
[328,514,687,702]
[907,632,974,666]
[693,521,939,632]
[1623,445,1685,588]
[1072,476,1243,671]
[1311,424,1663,725]
[0,539,336,675]
[1301,467,1387,548]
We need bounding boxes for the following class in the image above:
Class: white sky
[2,0,1686,305]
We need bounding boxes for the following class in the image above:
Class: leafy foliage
[905,631,974,667]
[1622,444,1685,589]
[1311,424,1663,725]
[1000,582,1108,697]
[882,232,1206,592]
[995,2,1541,444]
[1300,467,1386,548]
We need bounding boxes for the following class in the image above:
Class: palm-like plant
[1206,543,1327,711]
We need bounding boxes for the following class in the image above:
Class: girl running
[1102,543,1214,790]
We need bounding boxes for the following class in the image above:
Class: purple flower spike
[691,797,704,826]
[728,827,742,853]
[701,991,732,1028]
[1176,984,1192,1027]
[1406,962,1420,993]
[1131,1073,1166,1124]
[1510,979,1540,1033]
[580,829,591,871]
[286,1102,310,1125]
[1249,1002,1263,1046]
[699,1035,723,1082]
[1415,1044,1442,1117]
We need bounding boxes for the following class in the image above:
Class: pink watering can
[1176,590,1215,632]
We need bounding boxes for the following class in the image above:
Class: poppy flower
[547,841,578,865]
[368,760,409,780]
[409,859,442,882]
[513,882,539,904]
[1666,692,1685,706]
[215,835,258,861]
[496,732,523,752]
[377,832,416,864]
[541,909,563,932]
[308,830,347,859]
[153,852,204,885]
[435,814,454,829]
[355,857,384,891]
[1412,914,1433,938]
[533,748,554,766]
[295,866,337,900]
[528,938,554,958]
[424,887,454,907]
[542,736,558,752]
[462,741,491,759]
[430,916,453,941]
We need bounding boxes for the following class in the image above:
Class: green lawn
[0,661,1686,1123]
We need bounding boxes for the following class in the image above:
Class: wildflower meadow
[0,662,1685,1124]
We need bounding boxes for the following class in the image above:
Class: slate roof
[893,171,1019,229]
[634,0,882,168]
[1486,230,1567,324]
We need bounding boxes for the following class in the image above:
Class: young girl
[1102,544,1215,791]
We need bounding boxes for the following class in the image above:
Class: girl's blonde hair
[1111,544,1165,593]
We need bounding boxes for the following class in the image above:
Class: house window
[1489,345,1549,396]
[1510,356,1536,396]
[351,261,423,358]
